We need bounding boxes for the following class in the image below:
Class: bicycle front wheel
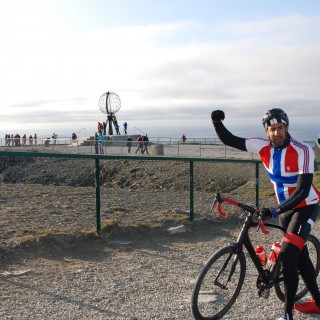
[274,234,320,302]
[191,245,246,320]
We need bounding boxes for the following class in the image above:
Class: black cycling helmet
[262,108,289,128]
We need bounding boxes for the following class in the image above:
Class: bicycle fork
[214,250,240,290]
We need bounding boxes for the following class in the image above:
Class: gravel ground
[1,183,320,320]
[1,221,320,320]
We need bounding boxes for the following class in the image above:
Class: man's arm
[262,173,314,219]
[211,110,247,151]
[277,173,313,213]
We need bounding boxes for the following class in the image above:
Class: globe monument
[98,91,121,135]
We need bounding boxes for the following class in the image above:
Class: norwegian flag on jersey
[245,137,319,208]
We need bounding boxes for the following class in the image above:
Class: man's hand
[211,110,225,122]
[259,208,278,221]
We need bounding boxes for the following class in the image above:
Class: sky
[1,0,320,140]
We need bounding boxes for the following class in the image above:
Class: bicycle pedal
[258,288,270,299]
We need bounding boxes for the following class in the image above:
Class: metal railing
[0,137,258,159]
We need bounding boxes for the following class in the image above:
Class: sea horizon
[1,121,319,145]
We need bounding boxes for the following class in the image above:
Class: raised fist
[211,110,225,122]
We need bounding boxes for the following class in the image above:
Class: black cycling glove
[211,110,225,122]
[259,208,279,221]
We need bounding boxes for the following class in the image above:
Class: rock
[167,225,187,234]
[175,209,189,215]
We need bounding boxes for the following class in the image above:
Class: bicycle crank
[256,270,272,299]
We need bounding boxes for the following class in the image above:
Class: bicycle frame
[213,193,284,288]
[230,210,273,287]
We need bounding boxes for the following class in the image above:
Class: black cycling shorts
[278,203,319,242]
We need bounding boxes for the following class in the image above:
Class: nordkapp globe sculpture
[98,91,121,135]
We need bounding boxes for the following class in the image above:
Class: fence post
[189,160,194,221]
[255,162,259,208]
[95,158,101,235]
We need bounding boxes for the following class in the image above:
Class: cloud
[217,15,320,43]
[1,15,320,140]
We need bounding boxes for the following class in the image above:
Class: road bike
[191,193,320,320]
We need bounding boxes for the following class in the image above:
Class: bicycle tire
[274,234,320,302]
[191,245,246,320]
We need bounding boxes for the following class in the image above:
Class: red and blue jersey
[245,137,319,208]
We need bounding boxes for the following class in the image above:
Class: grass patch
[130,168,141,174]
[49,210,63,215]
[108,205,128,217]
[313,172,320,190]
[258,188,275,197]
[159,212,190,223]
[110,205,127,212]
[15,231,50,245]
[101,219,121,232]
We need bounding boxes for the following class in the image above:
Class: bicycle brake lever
[256,211,269,235]
[210,198,218,212]
[210,193,223,213]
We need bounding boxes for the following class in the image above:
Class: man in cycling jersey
[211,108,320,320]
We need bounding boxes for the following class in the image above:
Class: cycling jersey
[245,136,319,208]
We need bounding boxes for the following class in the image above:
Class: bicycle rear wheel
[274,234,320,302]
[191,245,246,320]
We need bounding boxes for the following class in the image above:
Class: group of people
[126,135,149,154]
[94,120,130,154]
[4,133,38,147]
[93,132,149,155]
[137,135,149,154]
[98,118,128,136]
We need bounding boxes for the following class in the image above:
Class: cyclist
[211,108,320,320]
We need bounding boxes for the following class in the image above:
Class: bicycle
[191,193,320,320]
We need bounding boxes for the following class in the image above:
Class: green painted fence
[1,150,318,235]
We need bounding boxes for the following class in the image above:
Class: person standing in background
[143,134,149,154]
[94,132,99,154]
[123,122,128,135]
[98,132,104,154]
[126,135,132,153]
